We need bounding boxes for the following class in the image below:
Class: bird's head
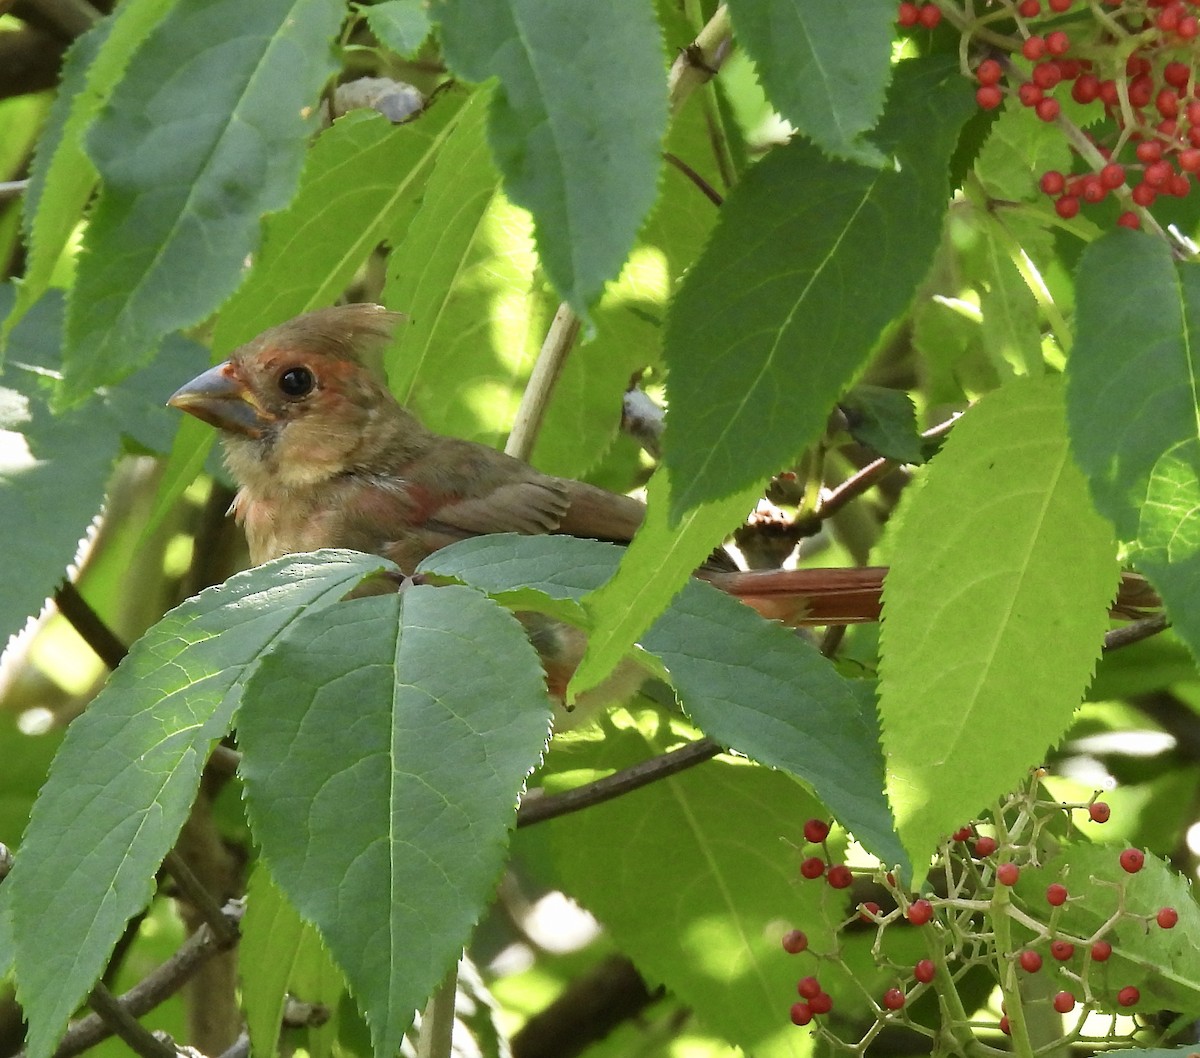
[169,304,420,490]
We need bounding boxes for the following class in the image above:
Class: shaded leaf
[239,585,552,1058]
[63,0,344,401]
[432,0,668,315]
[839,385,924,463]
[725,0,893,164]
[363,0,431,56]
[663,57,974,517]
[7,553,387,1058]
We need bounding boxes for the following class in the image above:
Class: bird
[168,303,1160,693]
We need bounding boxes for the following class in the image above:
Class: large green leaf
[62,0,344,401]
[542,712,827,1058]
[662,56,975,518]
[432,0,668,315]
[1066,230,1200,661]
[725,0,893,164]
[879,376,1119,877]
[212,92,471,357]
[1,0,178,350]
[7,552,386,1058]
[238,584,552,1058]
[0,289,208,653]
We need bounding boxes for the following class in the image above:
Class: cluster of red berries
[900,0,1200,228]
[780,787,1187,1050]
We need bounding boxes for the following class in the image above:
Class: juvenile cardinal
[168,304,1158,649]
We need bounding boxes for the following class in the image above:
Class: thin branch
[87,985,176,1058]
[54,581,127,670]
[163,851,241,948]
[663,152,723,207]
[0,180,28,203]
[1102,613,1169,653]
[505,304,580,462]
[416,965,458,1058]
[19,904,243,1058]
[816,411,961,523]
[667,5,734,115]
[517,738,721,827]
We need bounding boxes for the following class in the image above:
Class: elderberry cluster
[898,0,1200,228]
[779,780,1192,1052]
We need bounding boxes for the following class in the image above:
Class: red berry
[883,987,906,1011]
[1117,211,1141,229]
[1050,939,1075,960]
[782,929,809,954]
[1055,195,1080,218]
[803,819,831,844]
[914,959,936,984]
[1046,30,1070,54]
[1000,1016,1012,1035]
[1032,61,1061,87]
[798,975,821,999]
[1159,3,1182,30]
[1036,97,1061,122]
[1131,182,1157,207]
[1099,164,1125,189]
[1023,36,1047,60]
[1164,62,1191,90]
[860,901,882,922]
[1136,140,1163,163]
[918,2,941,27]
[976,59,1003,86]
[1082,176,1105,202]
[1128,74,1153,108]
[790,1001,813,1026]
[1019,950,1043,972]
[907,898,934,926]
[1168,173,1191,197]
[826,864,853,889]
[997,863,1020,886]
[974,836,998,857]
[809,991,833,1014]
[1117,985,1140,1007]
[1046,883,1069,906]
[1049,0,1071,9]
[1119,848,1145,874]
[801,857,825,879]
[952,826,974,842]
[1157,907,1179,929]
[1018,0,1041,14]
[1098,79,1119,106]
[976,85,1004,110]
[1053,991,1076,1013]
[1178,14,1198,37]
[1091,940,1113,961]
[1157,89,1180,119]
[897,1,920,25]
[1040,170,1066,195]
[1018,82,1044,107]
[1180,149,1200,173]
[1145,160,1172,187]
[1187,101,1200,126]
[1072,74,1100,103]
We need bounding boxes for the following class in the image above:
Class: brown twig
[517,738,721,827]
[17,903,243,1058]
[663,152,723,207]
[163,851,241,949]
[1102,613,1169,653]
[54,581,127,670]
[87,985,177,1058]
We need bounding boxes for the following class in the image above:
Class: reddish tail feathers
[701,567,1161,627]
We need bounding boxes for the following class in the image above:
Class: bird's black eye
[278,366,315,398]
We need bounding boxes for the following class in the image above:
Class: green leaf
[62,0,345,401]
[974,99,1072,202]
[542,712,824,1058]
[642,583,903,867]
[839,385,924,463]
[238,585,553,1058]
[242,863,345,1058]
[0,288,208,652]
[1066,230,1200,661]
[570,469,760,701]
[213,93,471,357]
[431,0,668,315]
[879,375,1119,877]
[1017,845,1200,1013]
[384,87,547,447]
[725,0,893,164]
[7,552,387,1058]
[663,56,974,518]
[978,225,1043,378]
[1,0,177,349]
[362,0,431,55]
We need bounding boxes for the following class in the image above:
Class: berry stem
[990,882,1037,1058]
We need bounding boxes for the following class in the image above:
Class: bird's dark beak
[167,361,273,438]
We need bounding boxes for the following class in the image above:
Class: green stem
[416,963,458,1058]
